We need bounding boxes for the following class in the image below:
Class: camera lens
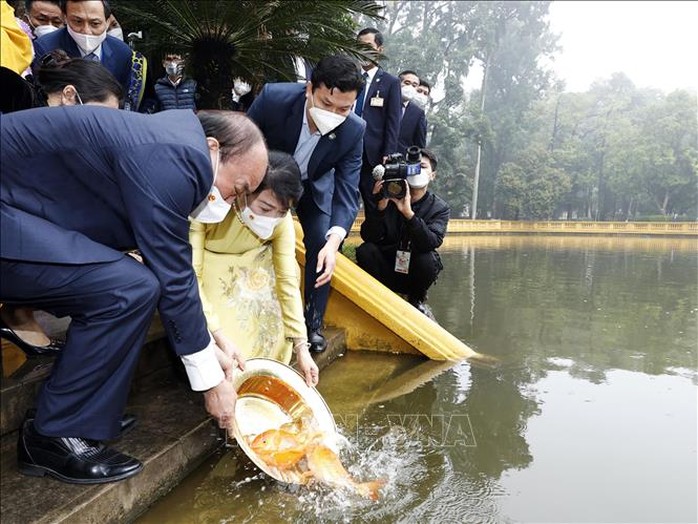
[406,146,421,163]
[384,179,407,199]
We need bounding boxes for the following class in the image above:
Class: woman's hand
[212,329,245,380]
[294,341,319,387]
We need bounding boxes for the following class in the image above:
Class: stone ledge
[0,369,221,524]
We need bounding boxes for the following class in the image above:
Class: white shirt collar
[302,99,321,136]
[363,66,378,83]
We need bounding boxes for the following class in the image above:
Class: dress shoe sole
[18,460,144,484]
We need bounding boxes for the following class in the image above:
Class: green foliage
[340,242,358,263]
[545,78,697,219]
[113,1,697,219]
[495,147,571,219]
[114,0,383,108]
[355,1,559,218]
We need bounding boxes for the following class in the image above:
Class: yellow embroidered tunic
[190,212,306,364]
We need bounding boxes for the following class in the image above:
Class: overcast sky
[547,0,697,93]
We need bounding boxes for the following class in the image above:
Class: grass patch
[340,243,358,263]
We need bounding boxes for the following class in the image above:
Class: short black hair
[36,49,123,104]
[253,151,304,209]
[419,79,431,94]
[26,0,61,11]
[310,54,364,95]
[357,27,383,47]
[60,0,111,19]
[399,70,419,80]
[420,148,438,172]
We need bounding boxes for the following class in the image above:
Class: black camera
[373,146,422,199]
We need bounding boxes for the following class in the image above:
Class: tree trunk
[471,55,489,220]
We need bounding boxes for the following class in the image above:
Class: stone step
[0,367,219,524]
[0,322,346,524]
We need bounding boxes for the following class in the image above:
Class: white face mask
[67,24,107,54]
[401,84,417,102]
[407,172,431,189]
[412,92,429,109]
[165,62,183,76]
[240,203,283,240]
[233,78,251,96]
[308,95,347,136]
[34,24,60,38]
[107,27,124,41]
[190,149,232,223]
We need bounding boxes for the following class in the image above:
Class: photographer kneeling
[356,148,450,314]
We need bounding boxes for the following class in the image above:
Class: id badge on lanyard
[370,90,384,107]
[395,249,411,274]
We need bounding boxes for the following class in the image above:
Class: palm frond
[114,0,382,108]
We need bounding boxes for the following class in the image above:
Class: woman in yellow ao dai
[190,151,318,386]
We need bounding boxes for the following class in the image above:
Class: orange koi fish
[304,443,386,501]
[249,423,311,470]
[249,419,386,500]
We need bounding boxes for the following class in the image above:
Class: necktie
[354,72,369,117]
[85,52,99,62]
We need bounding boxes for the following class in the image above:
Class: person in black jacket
[153,52,197,111]
[356,147,449,313]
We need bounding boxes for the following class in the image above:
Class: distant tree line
[357,1,697,220]
[115,1,696,221]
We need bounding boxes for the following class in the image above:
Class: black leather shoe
[0,317,64,358]
[308,330,327,353]
[17,420,143,484]
[25,409,137,438]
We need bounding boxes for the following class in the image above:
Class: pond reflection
[138,235,697,523]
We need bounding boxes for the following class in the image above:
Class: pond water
[137,235,697,523]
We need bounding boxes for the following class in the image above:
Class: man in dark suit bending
[247,55,366,353]
[1,107,268,484]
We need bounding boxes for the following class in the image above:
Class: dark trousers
[355,242,442,302]
[0,256,160,440]
[359,158,378,216]
[295,186,332,332]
